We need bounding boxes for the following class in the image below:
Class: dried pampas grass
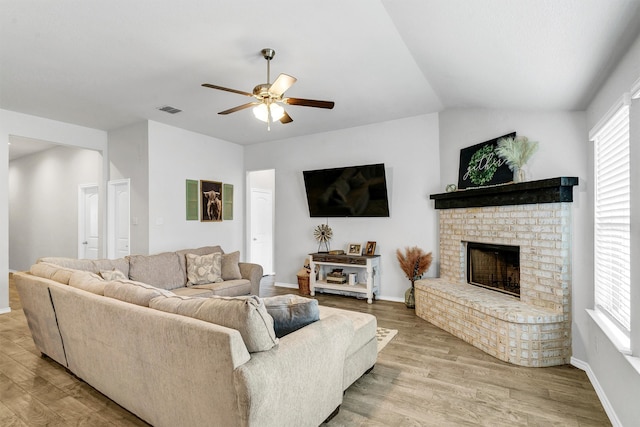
[396,246,433,286]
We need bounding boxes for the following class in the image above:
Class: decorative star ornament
[314,224,333,252]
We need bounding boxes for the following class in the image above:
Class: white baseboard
[571,356,621,427]
[0,307,11,315]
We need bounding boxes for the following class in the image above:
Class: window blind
[593,104,631,334]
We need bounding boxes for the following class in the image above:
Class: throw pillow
[186,252,223,285]
[99,269,128,281]
[262,294,320,338]
[221,251,242,280]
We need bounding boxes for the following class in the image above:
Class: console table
[309,253,380,304]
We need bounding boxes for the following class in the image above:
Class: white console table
[309,253,380,304]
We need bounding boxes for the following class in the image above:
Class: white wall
[108,122,150,255]
[438,109,590,358]
[245,114,441,301]
[0,109,107,313]
[146,121,245,255]
[584,32,640,427]
[9,146,102,270]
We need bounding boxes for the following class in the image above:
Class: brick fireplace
[415,177,578,367]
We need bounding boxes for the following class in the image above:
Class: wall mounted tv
[303,163,390,217]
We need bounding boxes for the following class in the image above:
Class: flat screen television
[303,163,390,217]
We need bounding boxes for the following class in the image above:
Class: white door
[250,189,274,275]
[108,179,130,258]
[78,184,99,259]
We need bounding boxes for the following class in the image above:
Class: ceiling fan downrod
[261,48,275,85]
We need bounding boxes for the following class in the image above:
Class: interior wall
[108,122,150,255]
[146,121,245,256]
[584,32,640,427]
[9,146,102,270]
[0,108,108,313]
[244,114,441,301]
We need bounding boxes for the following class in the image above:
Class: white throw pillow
[186,252,223,285]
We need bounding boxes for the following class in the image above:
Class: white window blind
[593,103,631,335]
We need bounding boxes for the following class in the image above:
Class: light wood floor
[1,274,610,426]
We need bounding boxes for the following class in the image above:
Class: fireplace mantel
[430,177,578,209]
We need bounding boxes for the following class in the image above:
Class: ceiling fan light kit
[253,103,285,122]
[202,48,334,130]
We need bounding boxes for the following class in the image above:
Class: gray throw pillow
[263,294,320,338]
[221,251,242,280]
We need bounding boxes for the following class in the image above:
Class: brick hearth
[416,178,577,367]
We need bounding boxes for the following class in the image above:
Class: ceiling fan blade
[218,102,259,115]
[269,74,297,96]
[283,97,335,109]
[279,110,293,124]
[202,83,253,97]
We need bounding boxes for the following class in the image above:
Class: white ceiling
[2,0,640,150]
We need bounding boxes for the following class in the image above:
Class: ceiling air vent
[157,105,182,114]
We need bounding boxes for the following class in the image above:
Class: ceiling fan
[202,48,335,130]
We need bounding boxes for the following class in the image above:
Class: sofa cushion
[99,269,128,281]
[104,280,175,307]
[192,279,251,297]
[128,252,185,290]
[68,270,107,295]
[37,257,96,272]
[221,251,242,280]
[30,262,77,285]
[186,252,223,285]
[319,306,377,358]
[37,257,129,277]
[263,295,320,338]
[171,287,215,298]
[149,295,278,352]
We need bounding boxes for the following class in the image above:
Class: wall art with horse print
[201,180,223,222]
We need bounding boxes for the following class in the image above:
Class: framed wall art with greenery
[457,132,515,189]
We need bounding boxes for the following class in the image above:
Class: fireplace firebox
[466,242,520,297]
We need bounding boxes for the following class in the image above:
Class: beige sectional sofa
[14,246,378,427]
[38,245,263,298]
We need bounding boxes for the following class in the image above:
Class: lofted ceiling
[2,0,640,150]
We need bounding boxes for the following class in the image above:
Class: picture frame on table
[347,243,362,256]
[364,241,377,256]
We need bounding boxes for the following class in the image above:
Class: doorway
[107,179,131,258]
[247,170,275,275]
[78,184,100,259]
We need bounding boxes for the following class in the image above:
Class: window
[591,96,631,338]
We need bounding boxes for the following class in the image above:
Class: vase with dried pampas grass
[396,246,433,308]
[495,136,539,183]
